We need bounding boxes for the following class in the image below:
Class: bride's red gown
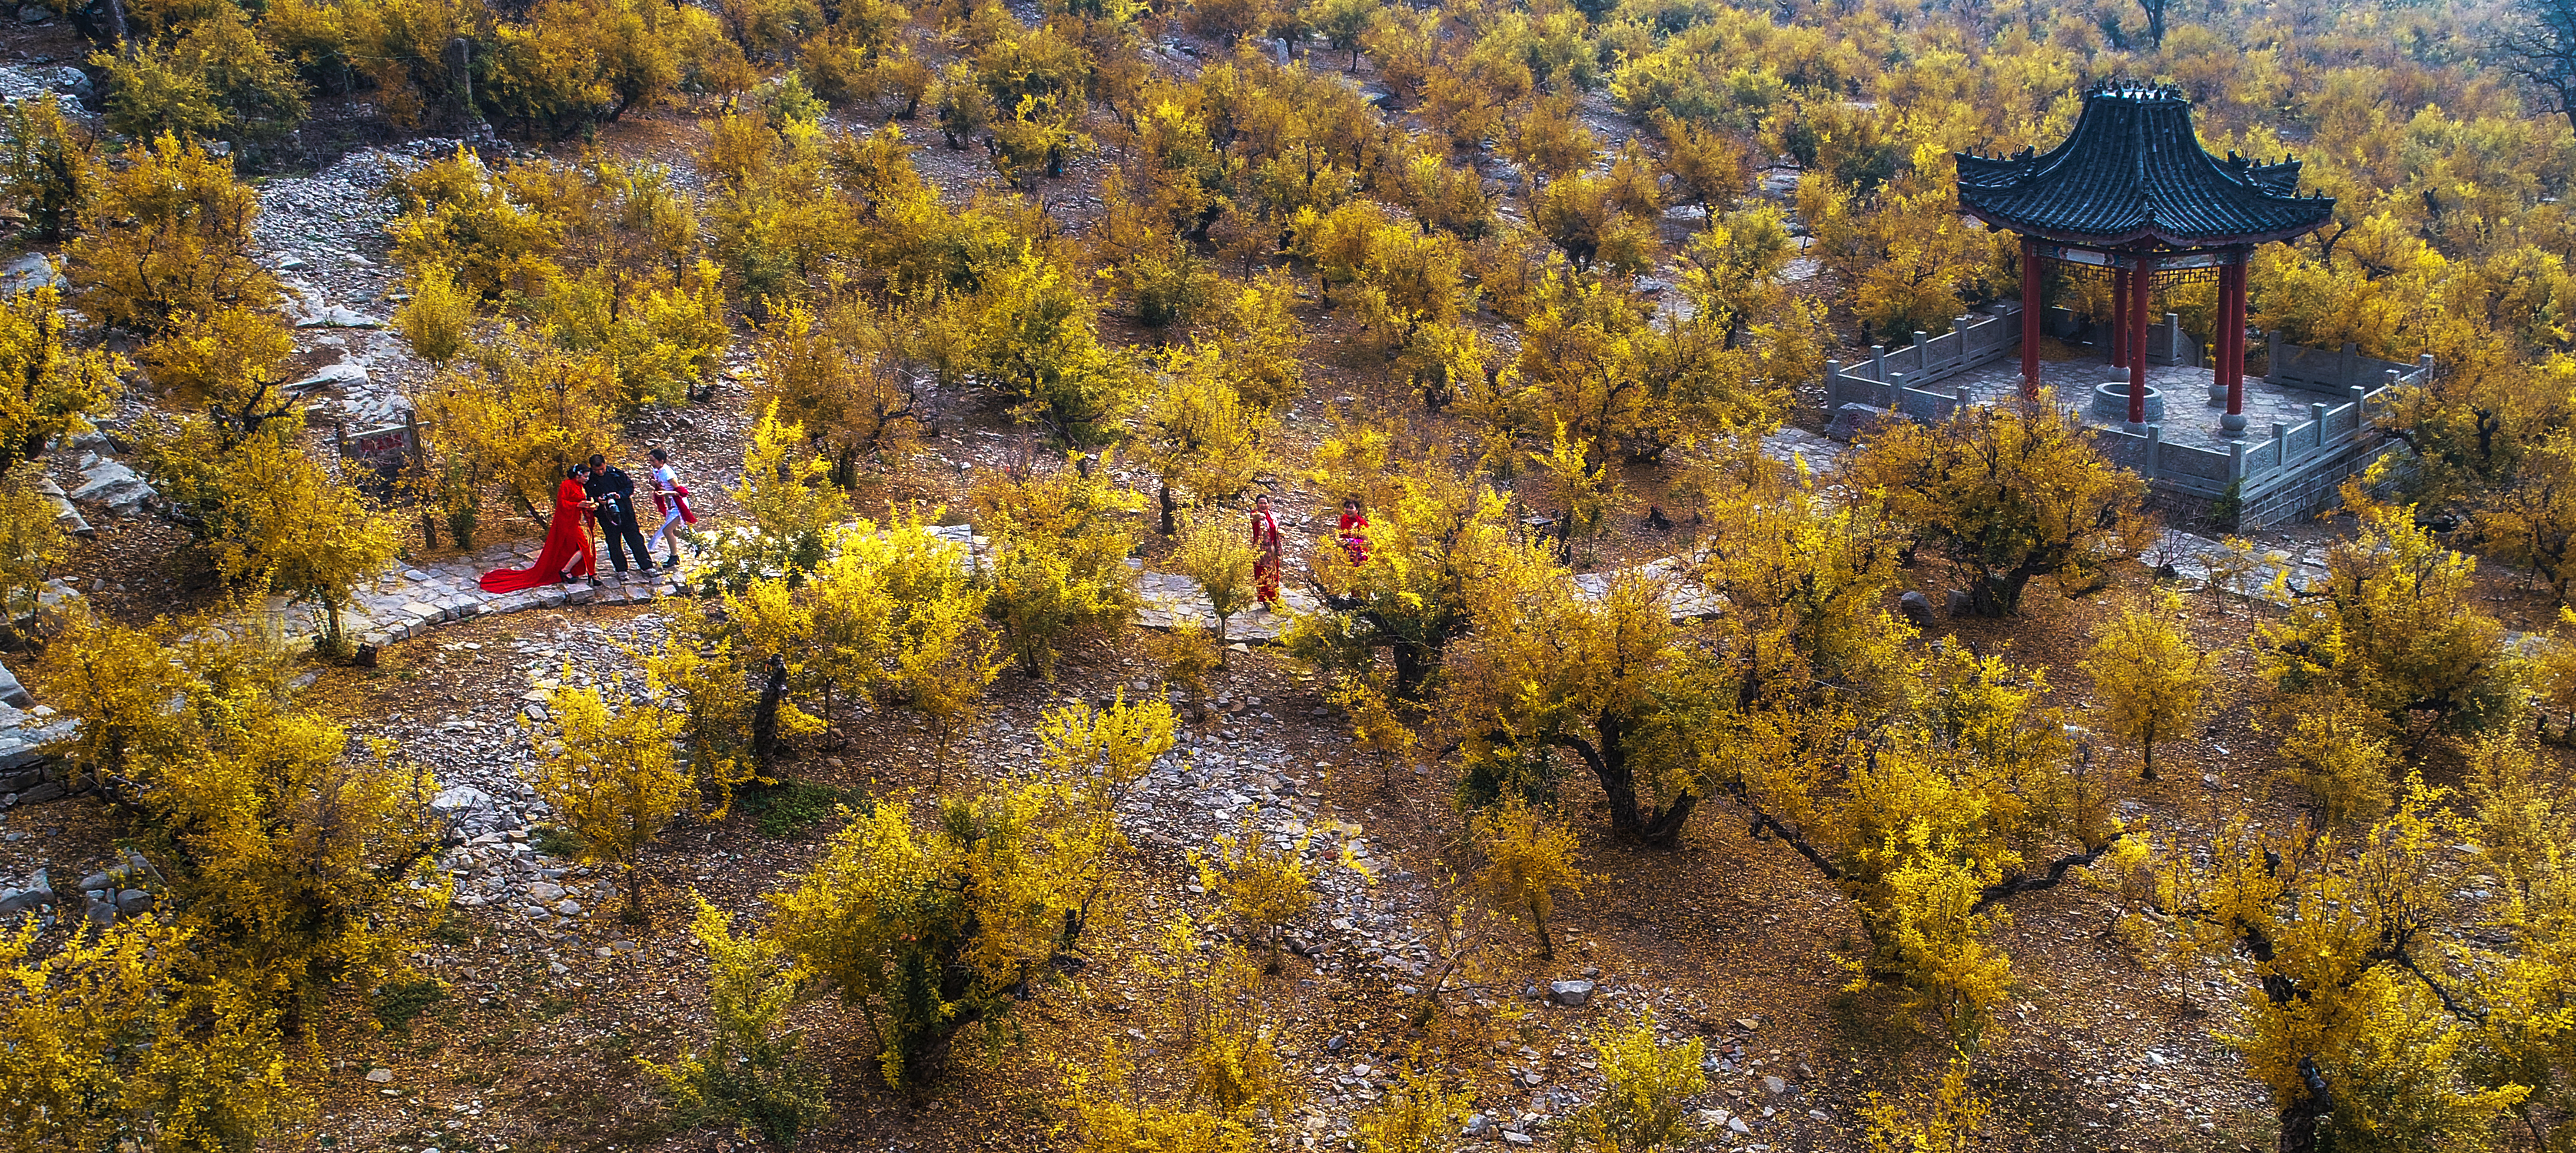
[479,477,596,593]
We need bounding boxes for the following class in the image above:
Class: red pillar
[2222,250,2248,431]
[2020,236,2042,400]
[2128,254,2153,426]
[2111,270,2129,367]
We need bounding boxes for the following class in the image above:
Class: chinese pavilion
[1957,83,2336,431]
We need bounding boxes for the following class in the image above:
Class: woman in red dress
[1250,493,1284,609]
[479,465,599,593]
[1336,497,1370,566]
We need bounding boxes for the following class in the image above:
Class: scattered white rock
[287,361,372,393]
[0,254,61,297]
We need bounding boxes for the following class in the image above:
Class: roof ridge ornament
[2083,77,2185,102]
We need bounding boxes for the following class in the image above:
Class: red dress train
[479,477,597,593]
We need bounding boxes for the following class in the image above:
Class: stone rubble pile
[253,141,476,437]
[1,251,62,297]
[0,64,89,115]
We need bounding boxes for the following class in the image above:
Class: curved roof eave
[1963,207,2335,250]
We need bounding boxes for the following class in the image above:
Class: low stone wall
[1823,308,2020,418]
[2236,436,2407,530]
[2145,313,2197,367]
[2267,337,2430,396]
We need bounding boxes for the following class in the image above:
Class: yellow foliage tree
[1568,1009,1707,1153]
[1469,794,1591,958]
[1859,1052,1992,1153]
[46,620,449,1021]
[1038,690,1179,823]
[139,716,449,1006]
[752,299,921,489]
[633,626,763,816]
[40,607,192,782]
[1692,443,1910,707]
[93,6,308,151]
[1137,360,1269,536]
[1856,823,2016,1051]
[0,284,124,474]
[0,464,67,627]
[1797,151,2005,343]
[1191,809,1317,973]
[137,305,293,408]
[2150,776,2528,1148]
[1325,666,1418,785]
[2259,483,2514,736]
[710,401,851,586]
[2080,587,2212,781]
[1352,1064,1473,1153]
[1717,646,2127,1044]
[0,918,298,1153]
[638,896,829,1148]
[968,250,1137,446]
[1063,1031,1264,1153]
[135,404,403,656]
[1160,927,1294,1117]
[529,682,696,921]
[1170,508,1259,642]
[1846,400,2150,616]
[68,132,279,334]
[972,453,1141,678]
[385,145,563,302]
[1440,561,1716,843]
[2276,692,2399,832]
[892,588,1006,776]
[420,328,620,529]
[393,261,476,368]
[0,94,93,242]
[1292,435,1518,695]
[766,780,1127,1086]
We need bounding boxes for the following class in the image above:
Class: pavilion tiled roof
[1956,83,2336,248]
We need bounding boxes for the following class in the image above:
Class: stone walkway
[2144,526,2332,602]
[1760,426,1847,473]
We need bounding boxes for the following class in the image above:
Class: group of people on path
[481,460,1368,610]
[479,448,698,594]
[1249,494,1370,612]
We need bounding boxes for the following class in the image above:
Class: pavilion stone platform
[1946,356,2328,451]
[1823,307,2433,530]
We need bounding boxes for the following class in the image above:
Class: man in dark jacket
[585,453,656,577]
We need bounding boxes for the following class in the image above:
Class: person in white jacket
[645,447,698,568]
